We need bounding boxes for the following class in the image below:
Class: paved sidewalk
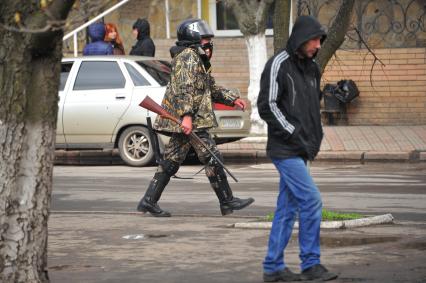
[55,126,426,165]
[218,125,426,163]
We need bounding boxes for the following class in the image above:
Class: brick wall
[154,38,271,98]
[323,48,426,125]
[104,0,197,51]
[154,38,426,126]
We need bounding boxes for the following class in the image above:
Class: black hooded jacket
[257,16,327,161]
[130,18,155,56]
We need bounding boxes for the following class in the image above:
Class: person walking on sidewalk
[257,16,338,282]
[136,18,254,217]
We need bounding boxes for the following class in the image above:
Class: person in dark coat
[258,16,338,282]
[130,18,155,56]
[83,23,113,56]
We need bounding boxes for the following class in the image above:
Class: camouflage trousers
[162,130,223,177]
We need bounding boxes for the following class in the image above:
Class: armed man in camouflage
[136,18,254,217]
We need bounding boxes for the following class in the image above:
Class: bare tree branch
[353,27,386,87]
[257,0,274,27]
[0,0,108,35]
[224,0,273,35]
[273,0,291,54]
[0,22,63,33]
[47,0,77,21]
[64,0,111,32]
[28,0,76,54]
[317,0,355,73]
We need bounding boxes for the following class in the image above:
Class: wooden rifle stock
[139,96,238,182]
[139,96,181,125]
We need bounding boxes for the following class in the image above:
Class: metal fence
[297,0,426,48]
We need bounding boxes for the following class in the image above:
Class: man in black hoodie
[130,18,155,56]
[258,16,338,282]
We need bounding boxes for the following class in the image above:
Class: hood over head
[169,45,187,59]
[286,16,327,57]
[133,18,150,40]
[88,23,106,42]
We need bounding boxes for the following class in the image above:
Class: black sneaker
[263,267,301,282]
[301,264,338,281]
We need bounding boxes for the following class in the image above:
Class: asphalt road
[49,162,426,283]
[52,162,426,221]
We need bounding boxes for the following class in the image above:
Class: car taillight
[213,103,238,110]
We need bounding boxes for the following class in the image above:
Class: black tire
[118,126,154,166]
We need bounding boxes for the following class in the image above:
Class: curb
[54,149,426,165]
[221,150,269,164]
[230,214,394,230]
[55,149,124,166]
[239,137,268,143]
[363,151,411,162]
[222,150,425,163]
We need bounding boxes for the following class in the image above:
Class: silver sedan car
[57,56,250,166]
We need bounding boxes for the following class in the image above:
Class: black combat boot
[137,172,171,217]
[208,170,254,216]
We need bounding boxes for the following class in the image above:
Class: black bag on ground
[333,80,359,103]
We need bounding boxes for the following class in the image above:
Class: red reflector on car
[213,103,237,110]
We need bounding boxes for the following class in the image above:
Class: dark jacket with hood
[130,18,155,57]
[83,23,113,56]
[257,16,327,161]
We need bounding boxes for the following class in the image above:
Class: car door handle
[115,94,126,100]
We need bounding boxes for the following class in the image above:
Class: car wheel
[118,126,154,166]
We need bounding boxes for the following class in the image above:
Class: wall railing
[63,0,131,57]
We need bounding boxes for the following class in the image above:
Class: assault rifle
[139,96,238,182]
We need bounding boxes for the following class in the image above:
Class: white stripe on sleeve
[268,51,295,134]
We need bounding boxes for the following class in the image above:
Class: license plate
[220,118,242,129]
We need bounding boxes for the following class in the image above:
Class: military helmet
[177,18,214,43]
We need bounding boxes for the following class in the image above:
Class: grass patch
[322,209,363,221]
[265,212,274,222]
[265,209,363,222]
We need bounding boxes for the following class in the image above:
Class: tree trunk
[225,0,273,134]
[245,33,268,134]
[0,35,58,283]
[273,0,291,54]
[316,0,355,73]
[0,1,75,282]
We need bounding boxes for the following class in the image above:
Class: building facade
[65,0,426,125]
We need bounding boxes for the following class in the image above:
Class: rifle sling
[146,116,162,164]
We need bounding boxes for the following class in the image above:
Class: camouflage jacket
[154,48,239,134]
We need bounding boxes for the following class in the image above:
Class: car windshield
[136,60,171,86]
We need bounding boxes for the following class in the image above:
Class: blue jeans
[263,157,322,273]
